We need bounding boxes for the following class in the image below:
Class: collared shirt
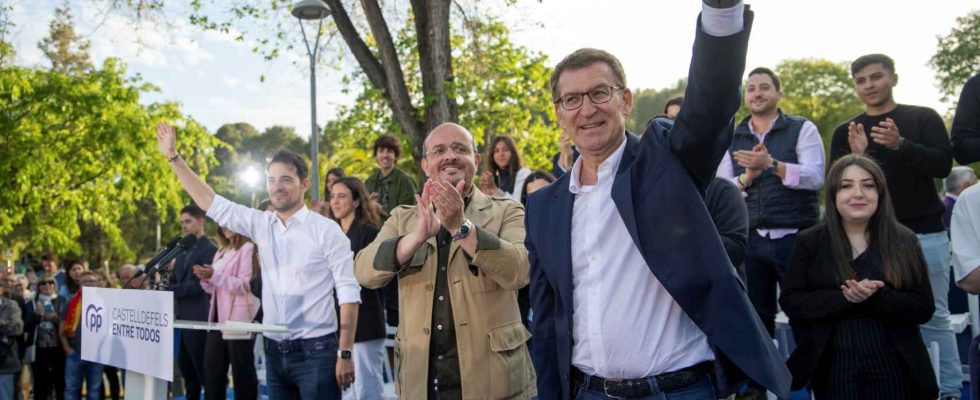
[568,137,714,379]
[207,195,360,341]
[427,228,462,399]
[952,184,980,282]
[717,117,825,239]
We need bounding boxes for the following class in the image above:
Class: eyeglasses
[424,143,473,159]
[555,85,623,111]
[39,281,55,286]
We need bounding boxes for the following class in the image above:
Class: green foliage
[325,17,559,181]
[773,58,865,153]
[626,80,687,134]
[0,3,13,67]
[930,10,980,102]
[0,59,220,265]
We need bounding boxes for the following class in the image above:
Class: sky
[8,0,978,136]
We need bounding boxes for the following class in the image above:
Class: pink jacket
[200,242,259,324]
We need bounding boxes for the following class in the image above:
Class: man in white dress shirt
[526,1,791,399]
[155,123,360,400]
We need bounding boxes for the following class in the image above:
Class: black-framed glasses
[39,281,55,286]
[555,85,623,111]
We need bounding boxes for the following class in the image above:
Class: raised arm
[156,122,217,211]
[667,1,752,190]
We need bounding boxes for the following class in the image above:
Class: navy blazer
[526,9,791,400]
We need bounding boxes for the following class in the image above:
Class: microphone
[134,234,199,279]
[142,236,180,271]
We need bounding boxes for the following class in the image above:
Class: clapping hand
[192,264,214,280]
[847,121,869,155]
[841,279,885,303]
[870,118,902,150]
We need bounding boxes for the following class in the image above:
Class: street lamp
[240,165,264,207]
[292,0,330,202]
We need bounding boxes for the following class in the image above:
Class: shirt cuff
[781,163,801,187]
[335,284,362,305]
[954,253,980,282]
[701,1,744,37]
[373,236,428,272]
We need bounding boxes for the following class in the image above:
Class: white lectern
[128,320,288,399]
[79,288,287,400]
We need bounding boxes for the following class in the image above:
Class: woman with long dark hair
[780,154,937,399]
[480,135,531,201]
[195,226,259,400]
[329,177,385,400]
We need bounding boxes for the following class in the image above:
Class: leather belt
[578,362,712,398]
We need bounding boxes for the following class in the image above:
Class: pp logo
[85,304,103,333]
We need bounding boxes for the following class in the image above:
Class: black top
[705,177,748,281]
[830,104,953,234]
[345,221,385,342]
[779,224,937,397]
[169,235,218,321]
[953,74,980,164]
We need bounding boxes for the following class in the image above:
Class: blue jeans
[0,374,13,400]
[264,334,340,400]
[575,375,715,400]
[917,231,963,398]
[64,351,104,400]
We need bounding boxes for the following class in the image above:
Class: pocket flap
[488,321,531,352]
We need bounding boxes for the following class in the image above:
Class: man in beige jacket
[355,123,535,399]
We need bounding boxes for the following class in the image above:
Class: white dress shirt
[952,184,980,282]
[717,117,825,239]
[569,138,714,379]
[207,195,360,341]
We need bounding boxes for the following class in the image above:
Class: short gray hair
[945,166,977,193]
[550,48,627,102]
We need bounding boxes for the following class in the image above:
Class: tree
[930,10,980,102]
[626,79,687,134]
[0,3,14,67]
[82,1,520,165]
[38,3,93,75]
[0,59,220,265]
[324,16,558,181]
[773,58,865,152]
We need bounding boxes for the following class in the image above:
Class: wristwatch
[768,157,778,172]
[452,219,474,241]
[338,349,352,360]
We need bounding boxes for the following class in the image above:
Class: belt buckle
[277,340,291,354]
[603,379,628,399]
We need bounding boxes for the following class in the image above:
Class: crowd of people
[9,1,980,400]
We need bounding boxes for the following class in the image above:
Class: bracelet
[168,153,182,163]
[737,174,746,186]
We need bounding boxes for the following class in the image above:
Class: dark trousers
[32,346,65,400]
[203,331,258,400]
[264,334,340,400]
[99,366,119,400]
[745,231,797,336]
[177,330,207,400]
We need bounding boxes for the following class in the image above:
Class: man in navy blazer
[525,2,791,399]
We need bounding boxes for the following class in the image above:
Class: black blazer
[169,235,217,321]
[779,224,938,397]
[346,221,385,342]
